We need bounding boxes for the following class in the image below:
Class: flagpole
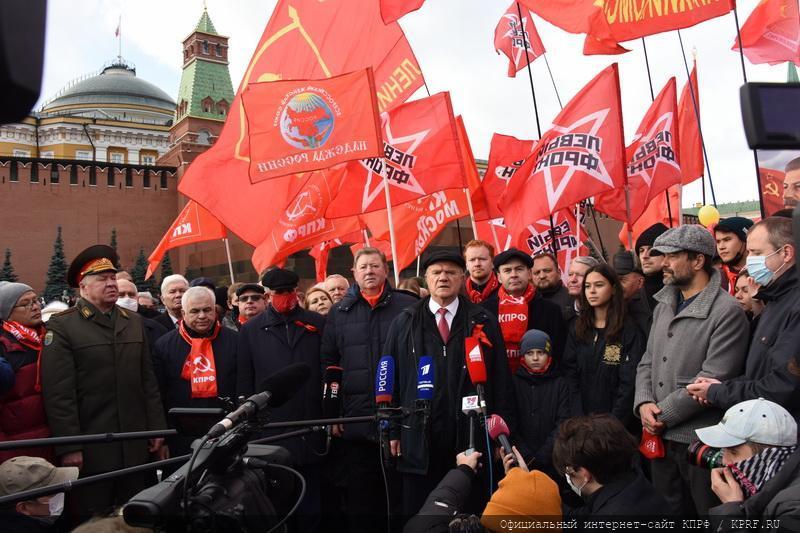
[464,187,479,239]
[542,54,563,109]
[515,1,557,247]
[586,201,608,261]
[222,238,235,284]
[117,15,122,61]
[416,256,421,277]
[641,37,675,227]
[677,32,716,207]
[382,177,401,286]
[489,221,502,252]
[732,6,767,219]
[362,228,371,247]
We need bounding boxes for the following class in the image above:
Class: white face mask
[116,297,138,312]
[565,472,587,497]
[48,492,64,517]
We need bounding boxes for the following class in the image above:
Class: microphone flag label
[417,355,434,401]
[375,355,395,403]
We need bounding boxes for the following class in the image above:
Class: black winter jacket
[402,465,476,533]
[708,266,800,413]
[565,469,668,518]
[481,290,568,360]
[562,320,645,429]
[320,283,416,442]
[384,295,516,475]
[237,305,326,466]
[512,363,572,474]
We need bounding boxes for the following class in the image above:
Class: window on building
[125,168,133,188]
[69,165,78,185]
[30,164,39,183]
[197,129,211,145]
[109,152,124,164]
[76,150,92,161]
[143,170,151,188]
[141,154,155,166]
[202,40,209,54]
[215,43,222,57]
[108,170,115,187]
[12,149,30,158]
[89,166,97,186]
[50,165,59,184]
[160,173,168,190]
[40,151,54,159]
[9,162,18,182]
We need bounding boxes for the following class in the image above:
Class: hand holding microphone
[486,414,517,469]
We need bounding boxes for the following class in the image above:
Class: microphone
[486,414,517,468]
[415,356,434,419]
[464,337,488,414]
[461,395,480,455]
[375,355,395,464]
[323,366,343,418]
[206,362,311,438]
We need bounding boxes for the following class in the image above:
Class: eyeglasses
[238,295,263,303]
[14,299,42,310]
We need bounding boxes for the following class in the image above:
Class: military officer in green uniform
[41,245,167,518]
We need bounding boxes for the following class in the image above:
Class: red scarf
[721,264,739,296]
[179,321,221,398]
[238,314,248,325]
[465,273,499,304]
[497,284,535,374]
[2,321,45,392]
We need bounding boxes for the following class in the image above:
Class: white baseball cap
[695,398,797,448]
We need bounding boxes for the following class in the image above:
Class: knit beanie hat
[0,282,34,320]
[481,468,562,532]
[520,329,552,356]
[635,223,669,252]
[715,216,754,243]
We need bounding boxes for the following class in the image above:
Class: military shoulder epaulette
[52,307,79,318]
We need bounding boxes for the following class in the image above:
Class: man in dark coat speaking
[385,250,516,516]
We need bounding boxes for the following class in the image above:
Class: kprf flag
[678,61,704,185]
[596,77,681,224]
[521,0,733,55]
[325,92,465,218]
[251,172,363,272]
[178,0,424,246]
[361,189,468,271]
[494,2,546,77]
[733,0,800,66]
[484,133,536,219]
[380,0,426,23]
[243,69,383,181]
[500,64,626,247]
[620,184,681,247]
[146,201,227,279]
[518,205,588,279]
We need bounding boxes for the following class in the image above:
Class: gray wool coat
[633,269,748,444]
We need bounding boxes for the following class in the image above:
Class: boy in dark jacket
[512,329,572,477]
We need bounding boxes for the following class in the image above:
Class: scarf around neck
[179,321,221,398]
[2,321,45,392]
[728,445,796,498]
[497,284,535,374]
[466,272,499,304]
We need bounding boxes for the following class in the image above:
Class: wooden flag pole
[489,221,502,252]
[464,187,479,239]
[382,176,401,286]
[732,6,767,219]
[362,229,371,247]
[222,238,235,284]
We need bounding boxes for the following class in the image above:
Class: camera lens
[686,440,724,469]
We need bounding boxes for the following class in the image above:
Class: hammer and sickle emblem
[764,181,780,197]
[235,5,332,162]
[193,355,213,374]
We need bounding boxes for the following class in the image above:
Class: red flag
[758,166,787,216]
[178,0,424,246]
[242,69,383,181]
[380,0,426,23]
[501,64,626,247]
[309,229,367,281]
[734,0,800,65]
[522,0,733,55]
[484,134,536,220]
[251,172,363,273]
[325,92,466,218]
[620,184,681,247]
[596,77,681,224]
[477,219,512,252]
[517,205,588,278]
[361,189,468,270]
[350,238,393,262]
[146,201,227,279]
[678,62,704,185]
[456,116,490,221]
[494,2,546,77]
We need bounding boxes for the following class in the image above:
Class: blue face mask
[745,248,784,287]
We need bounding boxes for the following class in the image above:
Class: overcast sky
[37,0,795,207]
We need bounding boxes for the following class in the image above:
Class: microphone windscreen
[464,337,488,385]
[257,362,312,407]
[375,355,395,404]
[486,414,511,441]
[324,366,343,387]
[416,355,434,401]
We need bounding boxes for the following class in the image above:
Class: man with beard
[784,157,800,209]
[633,226,748,516]
[714,217,753,295]
[464,240,499,303]
[531,252,573,320]
[636,223,669,310]
[613,249,651,337]
[154,274,188,330]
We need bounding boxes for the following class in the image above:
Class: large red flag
[517,205,588,279]
[456,116,490,222]
[620,184,681,247]
[361,189,468,270]
[308,229,366,282]
[251,172,363,273]
[733,0,800,66]
[477,218,512,253]
[678,61,704,185]
[350,238,393,262]
[484,134,536,220]
[501,64,626,247]
[242,69,383,181]
[178,0,424,246]
[758,166,787,216]
[380,0,426,24]
[494,2,546,77]
[596,78,681,224]
[146,201,227,279]
[325,92,466,218]
[522,0,733,55]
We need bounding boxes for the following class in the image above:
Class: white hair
[181,286,215,310]
[161,274,189,295]
[137,291,154,302]
[324,274,349,286]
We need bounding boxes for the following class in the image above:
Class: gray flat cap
[650,225,716,257]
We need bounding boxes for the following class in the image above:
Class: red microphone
[487,414,517,468]
[464,337,487,414]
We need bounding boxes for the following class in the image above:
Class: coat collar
[653,269,724,319]
[755,264,797,304]
[338,282,392,312]
[77,298,128,331]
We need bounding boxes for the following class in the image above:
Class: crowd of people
[0,213,799,532]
